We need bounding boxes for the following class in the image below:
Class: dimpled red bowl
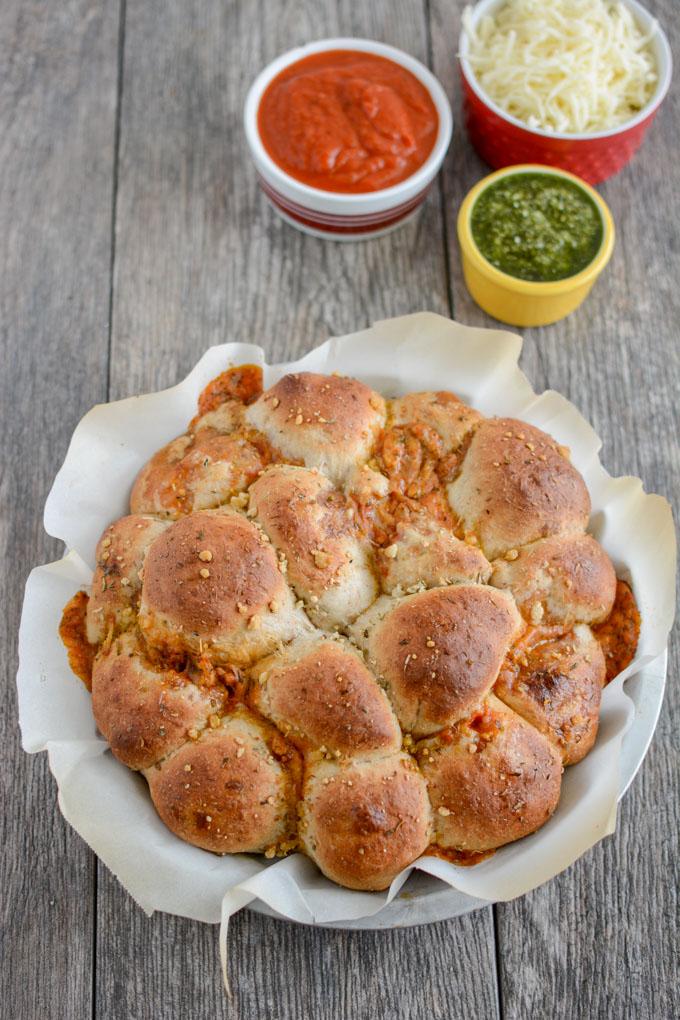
[459,0,672,185]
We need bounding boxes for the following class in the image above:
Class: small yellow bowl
[457,164,615,327]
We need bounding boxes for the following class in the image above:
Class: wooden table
[2,2,678,1017]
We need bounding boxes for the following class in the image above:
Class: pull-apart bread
[60,366,640,890]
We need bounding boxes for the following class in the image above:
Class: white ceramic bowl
[244,38,454,240]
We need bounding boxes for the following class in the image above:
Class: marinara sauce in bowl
[244,39,453,239]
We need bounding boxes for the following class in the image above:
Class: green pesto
[470,173,604,282]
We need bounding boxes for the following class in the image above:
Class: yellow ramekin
[457,164,615,327]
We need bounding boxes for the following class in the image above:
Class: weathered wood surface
[0,3,120,1020]
[4,0,678,1017]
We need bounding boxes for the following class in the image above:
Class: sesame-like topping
[313,549,330,569]
[198,549,213,562]
[530,602,545,625]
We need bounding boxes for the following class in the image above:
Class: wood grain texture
[107,0,451,400]
[429,0,680,1017]
[98,2,497,1019]
[0,2,121,1019]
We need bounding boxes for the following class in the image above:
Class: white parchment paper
[17,313,676,930]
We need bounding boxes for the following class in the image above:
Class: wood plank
[98,1,499,1018]
[0,2,121,1019]
[107,0,452,397]
[429,0,680,1016]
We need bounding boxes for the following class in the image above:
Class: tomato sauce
[196,364,263,418]
[257,50,439,193]
[594,579,641,683]
[353,421,464,547]
[426,844,496,867]
[59,591,95,691]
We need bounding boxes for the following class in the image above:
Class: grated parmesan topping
[462,0,658,134]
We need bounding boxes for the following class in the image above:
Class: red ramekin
[459,0,672,185]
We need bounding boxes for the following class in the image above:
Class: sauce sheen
[258,50,439,193]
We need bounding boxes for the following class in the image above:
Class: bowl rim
[243,37,453,208]
[457,164,616,293]
[458,0,673,142]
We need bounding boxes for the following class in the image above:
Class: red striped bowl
[244,38,453,241]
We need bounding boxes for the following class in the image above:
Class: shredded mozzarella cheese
[462,0,658,133]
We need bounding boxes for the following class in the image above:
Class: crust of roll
[389,391,482,453]
[191,400,245,434]
[130,429,267,517]
[91,631,224,770]
[491,534,616,627]
[376,516,492,595]
[245,372,386,485]
[138,509,310,666]
[250,635,401,755]
[495,624,606,765]
[249,465,378,627]
[349,585,523,737]
[300,752,432,890]
[447,418,591,559]
[419,695,562,852]
[145,708,298,854]
[86,515,169,644]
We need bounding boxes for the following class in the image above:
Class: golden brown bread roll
[494,624,606,764]
[145,707,298,854]
[86,514,169,643]
[191,400,246,434]
[130,429,267,517]
[419,695,562,852]
[389,390,482,454]
[250,635,401,756]
[375,515,492,595]
[248,465,378,627]
[300,753,432,890]
[447,418,591,558]
[91,631,224,770]
[490,534,617,627]
[245,372,386,485]
[138,508,311,666]
[349,584,523,737]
